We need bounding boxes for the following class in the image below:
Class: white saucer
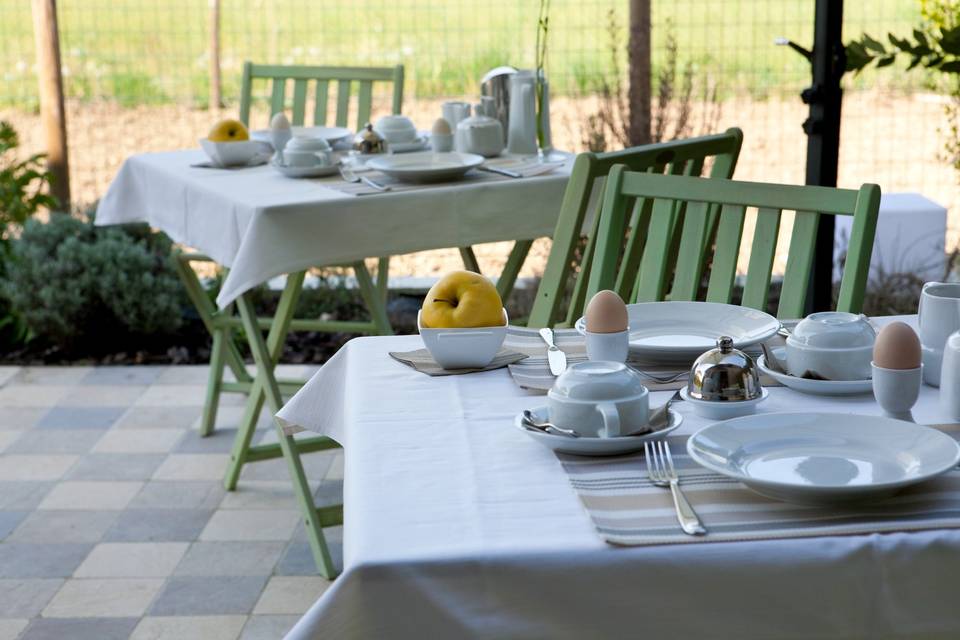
[389,136,429,153]
[758,352,873,396]
[271,160,340,178]
[679,387,768,419]
[687,412,960,505]
[515,405,682,456]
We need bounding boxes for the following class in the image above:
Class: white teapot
[455,112,504,158]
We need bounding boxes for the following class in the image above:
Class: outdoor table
[276,315,960,639]
[96,148,572,577]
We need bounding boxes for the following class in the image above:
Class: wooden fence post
[209,0,222,109]
[627,0,651,146]
[31,0,70,208]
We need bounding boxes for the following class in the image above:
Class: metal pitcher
[480,66,516,144]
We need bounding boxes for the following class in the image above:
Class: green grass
[0,0,926,109]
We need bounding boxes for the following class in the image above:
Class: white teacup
[283,136,333,167]
[785,312,875,380]
[547,361,648,438]
[441,101,471,129]
[918,282,960,387]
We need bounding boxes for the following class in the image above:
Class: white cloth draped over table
[277,316,960,640]
[95,149,570,308]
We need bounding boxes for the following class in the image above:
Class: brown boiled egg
[873,322,921,370]
[585,290,628,334]
[431,118,452,136]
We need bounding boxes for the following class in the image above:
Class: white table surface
[277,315,960,639]
[95,149,571,308]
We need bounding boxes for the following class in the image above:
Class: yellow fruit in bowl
[208,119,249,142]
[421,271,504,328]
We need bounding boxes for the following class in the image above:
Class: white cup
[872,362,922,422]
[918,282,960,387]
[283,136,333,167]
[547,361,648,438]
[785,312,875,380]
[585,330,629,363]
[441,101,471,130]
[940,331,960,420]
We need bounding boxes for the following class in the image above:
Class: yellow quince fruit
[208,119,249,142]
[422,271,504,328]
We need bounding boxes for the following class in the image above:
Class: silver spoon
[522,410,581,438]
[624,389,682,436]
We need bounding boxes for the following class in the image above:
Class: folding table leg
[496,239,533,301]
[235,287,339,579]
[459,246,482,273]
[200,326,228,437]
[353,261,393,336]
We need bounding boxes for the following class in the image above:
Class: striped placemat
[559,425,960,546]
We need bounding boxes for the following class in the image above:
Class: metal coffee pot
[480,66,516,144]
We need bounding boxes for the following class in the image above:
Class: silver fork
[645,440,706,536]
[339,165,391,191]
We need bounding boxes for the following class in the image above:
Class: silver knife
[539,327,567,376]
[478,165,522,178]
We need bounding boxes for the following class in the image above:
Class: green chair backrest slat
[239,62,404,131]
[527,128,744,328]
[587,170,881,318]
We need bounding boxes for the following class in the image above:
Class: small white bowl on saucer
[417,309,508,369]
[785,312,876,381]
[198,138,265,167]
[374,115,418,144]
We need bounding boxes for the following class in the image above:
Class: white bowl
[785,312,876,381]
[375,115,418,143]
[199,138,264,167]
[679,387,768,419]
[417,309,508,369]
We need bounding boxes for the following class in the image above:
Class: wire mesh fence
[0,0,955,273]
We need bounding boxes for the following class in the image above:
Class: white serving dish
[417,308,507,369]
[679,386,768,419]
[575,301,780,363]
[367,151,485,183]
[687,412,960,505]
[251,126,352,148]
[515,405,682,456]
[784,312,876,381]
[270,159,340,179]
[198,138,266,167]
[758,350,873,396]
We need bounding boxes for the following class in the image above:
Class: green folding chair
[526,128,743,328]
[586,170,881,317]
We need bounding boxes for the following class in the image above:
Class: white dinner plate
[687,412,960,505]
[251,126,352,148]
[367,151,484,183]
[758,349,873,396]
[515,405,682,456]
[270,160,340,178]
[576,301,780,363]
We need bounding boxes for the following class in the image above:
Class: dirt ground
[2,90,957,279]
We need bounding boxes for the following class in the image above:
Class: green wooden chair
[585,169,881,317]
[526,128,744,329]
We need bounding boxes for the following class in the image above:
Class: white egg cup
[871,362,922,422]
[431,132,454,153]
[585,329,629,363]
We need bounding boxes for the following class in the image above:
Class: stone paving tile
[0,619,27,640]
[283,526,343,575]
[0,455,78,481]
[253,576,331,615]
[0,431,21,454]
[130,615,248,640]
[0,579,64,617]
[154,365,217,385]
[0,482,54,510]
[152,454,230,481]
[35,406,127,430]
[81,366,165,386]
[14,367,92,386]
[43,578,164,618]
[174,542,285,577]
[93,428,185,454]
[19,617,139,640]
[238,451,335,481]
[149,576,267,616]
[39,481,143,510]
[75,542,189,578]
[0,510,29,540]
[128,481,226,510]
[67,453,167,481]
[114,406,201,430]
[6,428,105,454]
[9,510,119,543]
[174,428,239,454]
[199,509,300,542]
[0,543,93,578]
[135,385,209,407]
[314,478,343,508]
[0,366,20,387]
[239,615,301,639]
[0,385,72,407]
[0,407,45,430]
[104,509,214,542]
[59,385,148,408]
[191,405,274,433]
[219,480,321,511]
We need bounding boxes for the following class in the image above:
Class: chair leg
[200,326,228,437]
[459,246,481,273]
[497,239,533,301]
[376,256,390,305]
[353,261,393,336]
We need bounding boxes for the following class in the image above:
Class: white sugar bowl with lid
[785,311,876,381]
[547,361,649,438]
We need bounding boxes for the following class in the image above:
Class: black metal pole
[805,0,845,312]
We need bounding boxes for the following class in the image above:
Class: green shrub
[3,213,184,348]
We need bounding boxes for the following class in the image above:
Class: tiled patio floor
[0,365,341,640]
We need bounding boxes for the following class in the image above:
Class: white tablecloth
[277,316,960,639]
[96,150,570,308]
